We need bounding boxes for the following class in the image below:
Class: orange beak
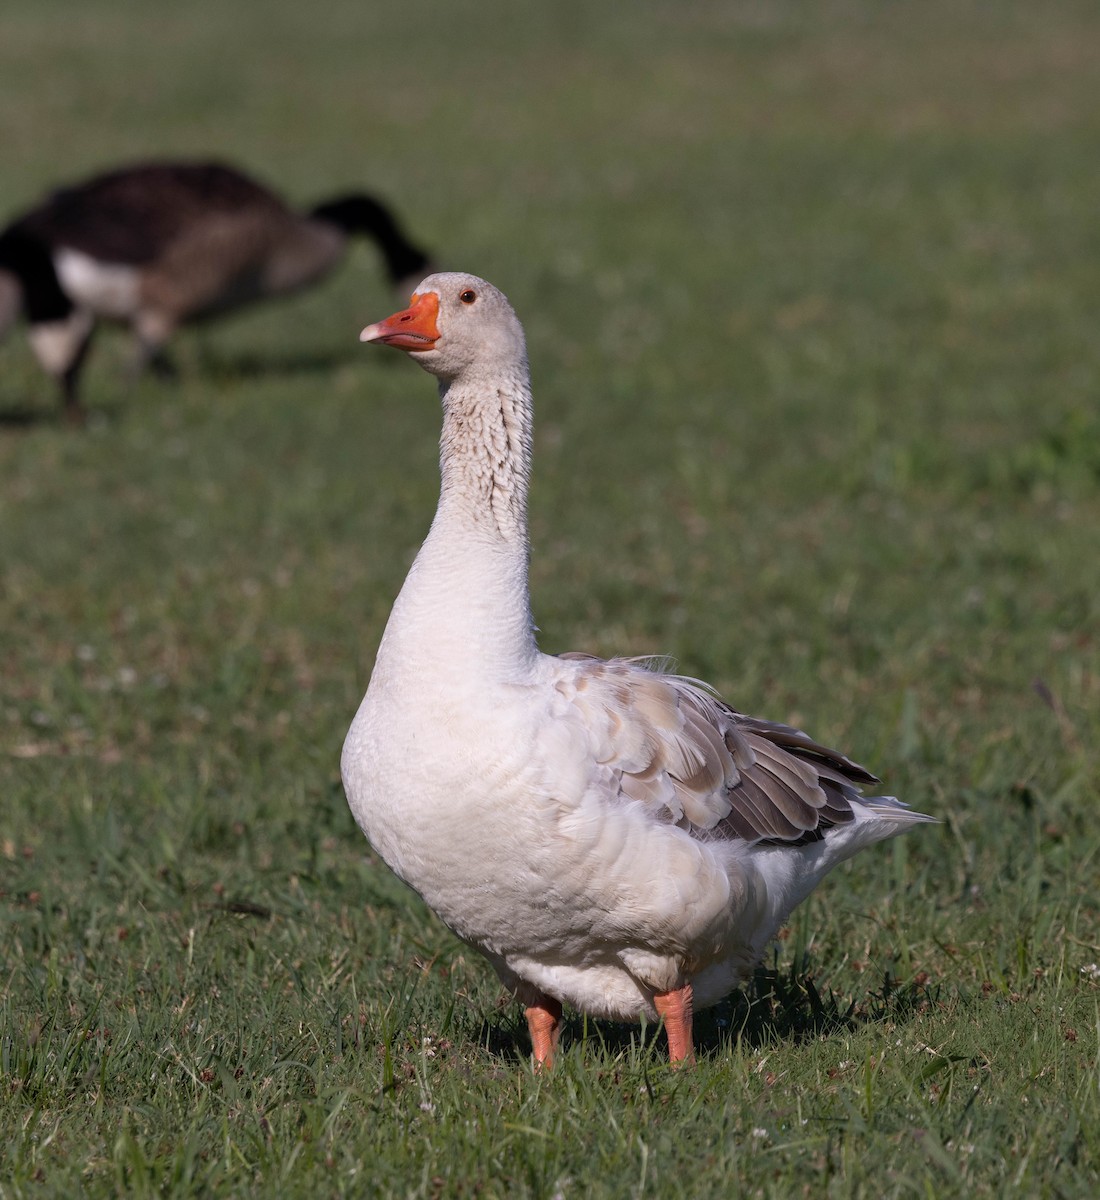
[360,291,441,352]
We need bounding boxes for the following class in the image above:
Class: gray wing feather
[558,655,914,849]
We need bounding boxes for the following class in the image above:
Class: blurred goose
[341,272,932,1066]
[0,160,431,422]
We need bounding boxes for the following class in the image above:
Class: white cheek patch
[28,310,95,376]
[54,248,140,318]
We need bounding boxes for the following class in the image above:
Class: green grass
[2,1,1100,1195]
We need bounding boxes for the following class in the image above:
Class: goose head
[360,271,526,384]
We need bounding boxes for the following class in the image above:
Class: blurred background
[1,1,1098,1193]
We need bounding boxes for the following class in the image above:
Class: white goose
[341,272,932,1066]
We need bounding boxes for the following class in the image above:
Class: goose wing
[552,654,889,845]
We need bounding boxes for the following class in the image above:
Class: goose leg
[525,995,563,1069]
[655,983,695,1064]
[61,360,87,427]
[27,312,94,427]
[132,311,178,382]
[59,324,97,427]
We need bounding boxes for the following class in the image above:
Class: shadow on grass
[0,346,373,426]
[0,408,43,427]
[0,400,130,430]
[479,961,939,1065]
[193,346,366,381]
[0,334,406,427]
[0,399,60,427]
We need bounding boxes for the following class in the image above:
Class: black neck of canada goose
[308,194,430,285]
[0,226,73,324]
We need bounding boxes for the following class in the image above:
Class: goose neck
[435,368,533,549]
[382,367,538,676]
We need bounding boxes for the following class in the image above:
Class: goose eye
[459,289,477,304]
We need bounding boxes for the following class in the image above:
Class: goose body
[342,272,932,1064]
[0,161,431,421]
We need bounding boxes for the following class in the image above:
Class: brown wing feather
[560,655,874,848]
[733,712,879,785]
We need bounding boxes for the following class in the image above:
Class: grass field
[2,1,1100,1195]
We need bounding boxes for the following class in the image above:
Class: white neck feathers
[437,364,533,544]
[376,363,539,680]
